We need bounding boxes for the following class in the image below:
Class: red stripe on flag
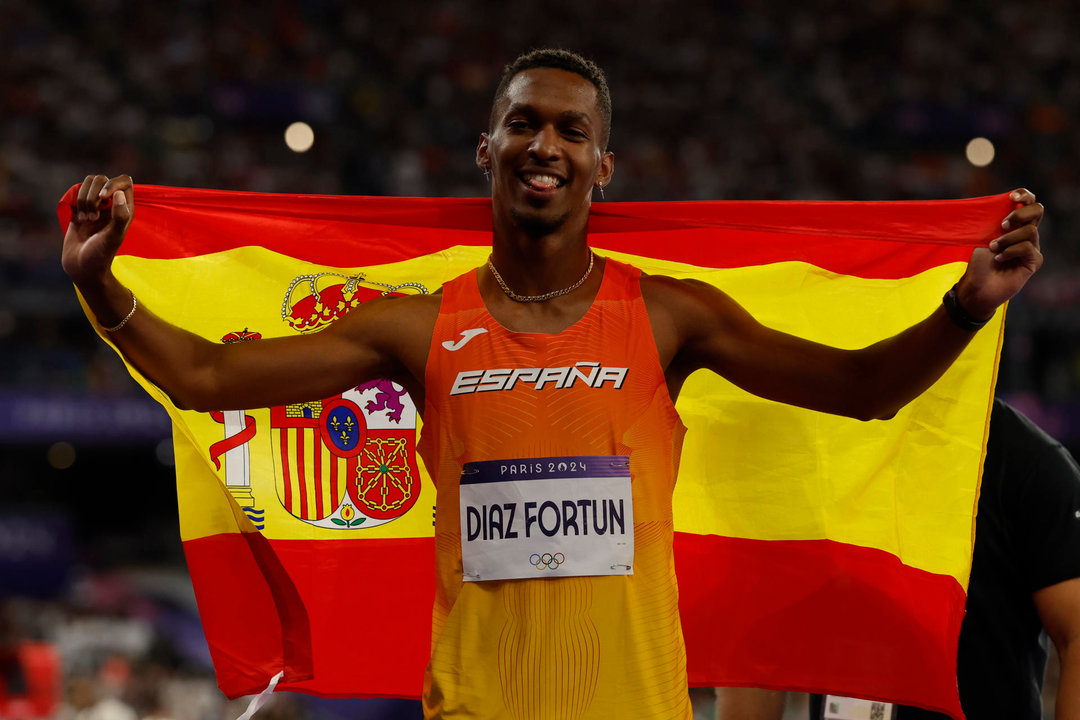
[187,529,964,708]
[675,533,965,719]
[183,534,434,699]
[296,430,308,520]
[313,437,323,520]
[183,532,314,697]
[596,226,975,278]
[280,428,292,512]
[57,185,1014,280]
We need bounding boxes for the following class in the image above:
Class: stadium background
[1,1,1076,718]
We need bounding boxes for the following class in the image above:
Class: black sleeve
[1000,405,1080,593]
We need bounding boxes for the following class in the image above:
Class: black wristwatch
[942,283,992,332]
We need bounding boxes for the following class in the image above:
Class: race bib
[459,455,634,582]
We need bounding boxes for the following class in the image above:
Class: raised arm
[647,190,1043,420]
[62,175,435,411]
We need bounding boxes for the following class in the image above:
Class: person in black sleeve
[807,398,1080,720]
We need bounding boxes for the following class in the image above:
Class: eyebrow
[558,110,593,125]
[504,104,595,126]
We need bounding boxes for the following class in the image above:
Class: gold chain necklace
[487,250,595,303]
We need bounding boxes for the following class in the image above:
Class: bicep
[666,279,868,417]
[655,275,973,421]
[1023,446,1080,654]
[1034,577,1080,652]
[193,296,422,411]
[205,326,386,410]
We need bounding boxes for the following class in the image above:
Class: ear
[596,150,615,189]
[476,133,491,171]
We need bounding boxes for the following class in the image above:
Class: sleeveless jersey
[418,258,691,720]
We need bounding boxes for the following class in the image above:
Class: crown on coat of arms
[281,272,429,333]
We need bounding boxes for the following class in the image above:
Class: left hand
[957,188,1043,320]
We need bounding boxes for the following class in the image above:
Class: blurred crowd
[0,572,220,720]
[4,0,1080,417]
[0,569,420,719]
[4,0,1080,718]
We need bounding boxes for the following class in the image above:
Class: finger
[108,186,133,231]
[1008,188,1036,205]
[991,224,1039,253]
[1001,201,1045,231]
[100,175,133,216]
[991,225,1040,253]
[86,175,111,220]
[99,174,133,199]
[993,241,1043,268]
[75,175,103,218]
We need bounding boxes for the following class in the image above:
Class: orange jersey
[418,258,691,720]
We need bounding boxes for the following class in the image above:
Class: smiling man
[63,49,1043,720]
[481,56,613,243]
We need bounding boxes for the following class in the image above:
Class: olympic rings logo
[529,552,565,570]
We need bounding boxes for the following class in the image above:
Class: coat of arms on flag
[268,383,420,529]
[206,272,428,533]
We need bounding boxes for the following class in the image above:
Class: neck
[489,250,594,303]
[488,240,593,299]
[479,247,606,335]
[489,201,592,297]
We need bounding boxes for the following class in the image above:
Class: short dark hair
[490,48,612,149]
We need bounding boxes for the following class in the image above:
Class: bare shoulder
[639,273,716,309]
[639,271,760,375]
[640,273,730,368]
[639,273,742,332]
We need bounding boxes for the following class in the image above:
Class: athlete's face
[478,68,614,236]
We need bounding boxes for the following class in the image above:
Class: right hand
[62,174,134,287]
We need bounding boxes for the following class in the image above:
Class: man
[727,399,1080,720]
[63,50,1043,719]
[911,399,1080,720]
[807,399,1080,720]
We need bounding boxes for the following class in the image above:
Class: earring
[483,168,491,182]
[596,182,605,200]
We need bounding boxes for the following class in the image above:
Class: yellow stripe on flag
[110,245,995,583]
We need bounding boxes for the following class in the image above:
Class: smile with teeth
[522,173,565,191]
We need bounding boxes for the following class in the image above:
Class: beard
[510,205,573,236]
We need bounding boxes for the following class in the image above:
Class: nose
[528,124,561,160]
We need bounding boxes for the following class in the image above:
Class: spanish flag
[59,186,1009,719]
